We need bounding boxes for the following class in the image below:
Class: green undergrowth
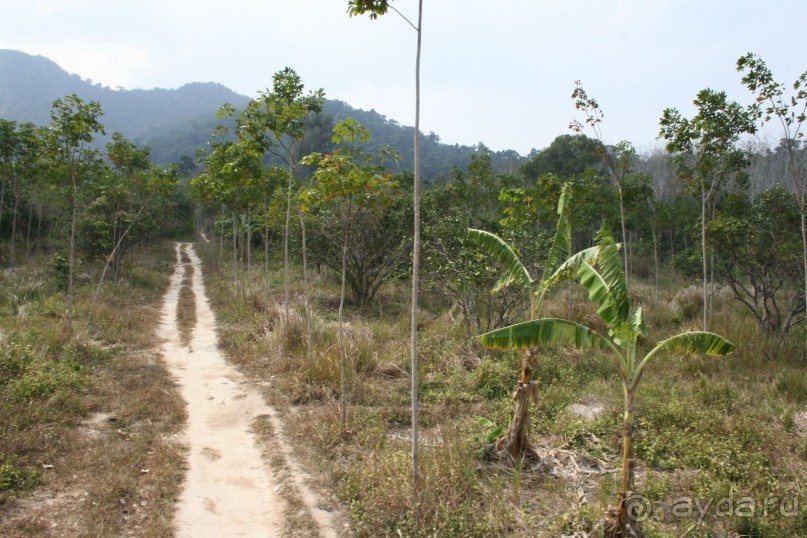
[198,240,807,537]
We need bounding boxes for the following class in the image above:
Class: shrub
[6,362,86,402]
[0,463,39,494]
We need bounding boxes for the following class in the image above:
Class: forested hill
[0,49,524,179]
[0,50,250,167]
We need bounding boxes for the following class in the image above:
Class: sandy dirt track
[158,243,337,537]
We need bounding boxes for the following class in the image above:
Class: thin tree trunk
[701,182,708,331]
[247,206,252,297]
[25,199,33,261]
[89,189,156,325]
[651,220,659,302]
[35,203,42,255]
[410,0,424,491]
[338,208,351,427]
[709,251,715,323]
[219,208,224,270]
[264,201,270,323]
[708,200,718,327]
[10,179,19,267]
[0,175,6,262]
[68,177,77,336]
[283,168,293,356]
[298,208,313,376]
[801,195,807,361]
[232,212,238,295]
[618,186,628,286]
[669,229,674,261]
[111,209,120,282]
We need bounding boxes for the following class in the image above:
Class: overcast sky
[1,0,804,156]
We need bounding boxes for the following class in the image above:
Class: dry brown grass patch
[0,243,186,538]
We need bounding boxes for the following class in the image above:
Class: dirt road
[158,243,338,537]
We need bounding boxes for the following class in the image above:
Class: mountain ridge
[0,49,524,177]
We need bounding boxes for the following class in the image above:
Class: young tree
[102,133,153,278]
[89,136,180,324]
[347,0,425,488]
[192,134,263,294]
[570,81,635,282]
[659,89,755,330]
[236,68,324,369]
[709,186,804,335]
[479,225,734,537]
[301,117,399,426]
[47,95,105,336]
[422,157,523,335]
[737,53,807,349]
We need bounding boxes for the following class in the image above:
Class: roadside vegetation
[0,241,189,537]
[0,94,194,535]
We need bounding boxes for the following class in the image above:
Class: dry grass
[0,241,186,537]
[251,414,323,538]
[195,239,807,537]
[177,246,196,348]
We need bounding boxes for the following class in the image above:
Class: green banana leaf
[467,228,533,294]
[535,183,572,306]
[545,245,601,288]
[592,225,630,325]
[631,307,648,339]
[478,318,612,352]
[633,331,735,386]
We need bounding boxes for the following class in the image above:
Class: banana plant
[467,184,573,459]
[478,224,734,536]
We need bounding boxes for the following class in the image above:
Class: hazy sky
[1,0,804,155]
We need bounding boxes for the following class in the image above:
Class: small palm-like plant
[468,184,574,460]
[478,225,734,536]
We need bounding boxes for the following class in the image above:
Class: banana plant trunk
[497,349,538,460]
[614,384,640,537]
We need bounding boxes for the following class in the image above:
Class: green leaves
[238,67,325,166]
[654,331,735,356]
[536,183,572,304]
[302,119,399,213]
[634,331,734,387]
[468,182,573,321]
[545,245,600,289]
[592,225,629,324]
[659,88,755,186]
[737,53,807,141]
[467,229,533,294]
[347,0,390,18]
[478,318,611,352]
[332,117,371,146]
[48,94,105,163]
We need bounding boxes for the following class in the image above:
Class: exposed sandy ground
[159,243,338,537]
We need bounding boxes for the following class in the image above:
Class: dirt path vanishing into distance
[158,243,339,537]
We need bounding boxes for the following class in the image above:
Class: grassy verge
[0,241,186,537]
[177,245,196,349]
[197,241,807,538]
